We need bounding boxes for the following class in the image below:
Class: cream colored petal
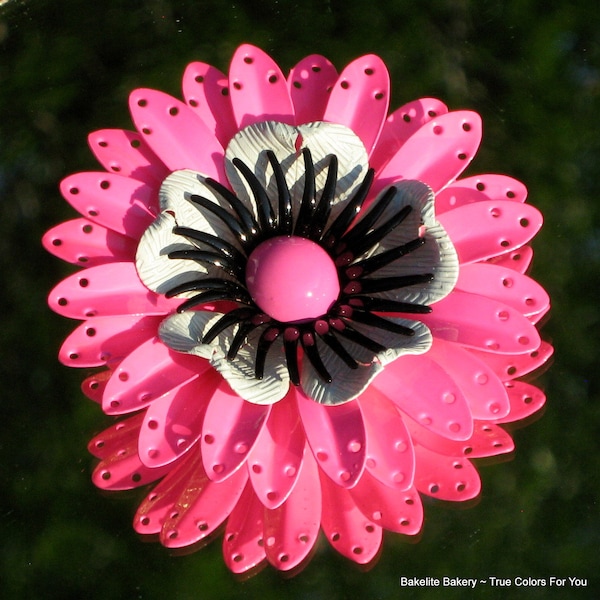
[301,318,432,405]
[159,310,289,405]
[353,180,458,306]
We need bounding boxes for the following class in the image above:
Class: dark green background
[1,0,598,598]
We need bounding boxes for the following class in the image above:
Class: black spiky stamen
[165,151,434,385]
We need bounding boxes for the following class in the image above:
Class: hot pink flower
[44,44,552,573]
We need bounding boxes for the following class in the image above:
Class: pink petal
[262,448,321,571]
[369,98,448,171]
[134,450,201,536]
[426,338,510,420]
[436,174,527,214]
[128,88,226,181]
[405,418,515,458]
[181,62,238,147]
[495,381,546,423]
[201,382,271,482]
[247,391,305,509]
[159,461,248,549]
[323,54,390,155]
[350,471,423,535]
[59,314,162,368]
[320,470,382,564]
[468,341,554,381]
[138,368,221,468]
[456,263,550,319]
[438,200,543,264]
[223,483,267,573]
[414,444,481,501]
[373,354,474,441]
[228,44,295,129]
[92,435,172,491]
[81,370,111,403]
[419,290,541,354]
[357,387,415,490]
[296,388,366,488]
[42,218,137,267]
[287,54,338,124]
[87,129,169,186]
[88,413,144,459]
[489,246,534,273]
[374,110,482,196]
[60,172,156,239]
[102,337,205,415]
[48,262,181,319]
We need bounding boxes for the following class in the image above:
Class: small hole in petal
[221,88,229,96]
[428,110,437,117]
[293,81,301,89]
[518,336,530,345]
[374,91,384,100]
[268,74,278,84]
[137,99,147,107]
[403,113,411,122]
[86,327,96,337]
[506,190,516,199]
[142,128,152,135]
[365,524,375,533]
[79,278,89,287]
[233,553,243,563]
[340,80,350,89]
[456,483,466,492]
[100,180,110,190]
[498,310,510,321]
[520,218,530,227]
[118,372,129,381]
[88,209,99,217]
[52,238,62,246]
[500,240,510,247]
[243,56,254,64]
[507,366,517,376]
[82,224,93,234]
[169,106,179,116]
[316,451,328,462]
[131,473,142,483]
[476,182,486,191]
[331,532,340,542]
[188,99,198,107]
[233,81,242,90]
[195,75,204,83]
[101,471,111,480]
[252,464,262,474]
[147,419,159,430]
[462,122,471,131]
[352,547,363,555]
[524,396,533,404]
[458,152,467,160]
[429,484,439,494]
[298,534,309,543]
[198,521,209,531]
[204,434,215,444]
[58,297,68,306]
[69,353,78,360]
[130,139,141,148]
[433,125,443,135]
[279,554,289,563]
[69,186,80,195]
[312,65,321,72]
[364,67,374,75]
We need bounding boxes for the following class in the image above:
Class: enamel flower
[44,45,552,573]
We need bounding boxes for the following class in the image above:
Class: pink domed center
[245,236,340,323]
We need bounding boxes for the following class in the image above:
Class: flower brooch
[44,45,552,573]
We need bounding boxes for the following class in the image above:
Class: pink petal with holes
[406,419,514,459]
[438,200,542,264]
[228,44,295,129]
[60,172,156,239]
[102,337,204,415]
[247,391,305,509]
[374,111,482,196]
[88,129,169,185]
[495,381,546,423]
[468,341,554,381]
[134,450,201,536]
[182,62,238,146]
[59,314,162,368]
[223,483,267,573]
[414,444,481,501]
[296,388,366,488]
[426,338,510,420]
[369,98,449,171]
[351,471,423,535]
[139,368,221,468]
[419,290,541,354]
[374,354,473,441]
[42,218,137,267]
[323,54,389,155]
[320,470,382,564]
[88,413,144,459]
[48,262,181,319]
[489,245,534,273]
[129,89,226,181]
[456,263,550,319]
[262,448,321,571]
[357,386,415,490]
[159,462,248,548]
[436,174,527,214]
[201,381,271,482]
[81,370,111,403]
[92,436,173,491]
[287,54,338,124]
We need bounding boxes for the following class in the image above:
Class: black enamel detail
[165,151,434,386]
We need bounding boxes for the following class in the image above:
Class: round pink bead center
[245,236,340,323]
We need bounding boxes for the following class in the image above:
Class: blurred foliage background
[0,0,598,598]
